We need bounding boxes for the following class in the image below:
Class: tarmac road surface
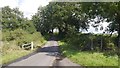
[3,41,80,68]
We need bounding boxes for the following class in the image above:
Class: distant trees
[32,2,89,36]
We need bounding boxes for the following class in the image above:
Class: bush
[3,28,45,49]
[2,29,28,41]
[21,21,36,34]
[64,33,117,52]
[16,31,45,48]
[107,43,115,50]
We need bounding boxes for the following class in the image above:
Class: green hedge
[64,33,117,52]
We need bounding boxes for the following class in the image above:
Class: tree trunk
[51,28,54,34]
[101,36,103,51]
[91,39,93,50]
[117,21,120,48]
[117,3,120,57]
[58,28,62,35]
[118,23,120,49]
[118,17,120,58]
[118,18,120,55]
[116,8,120,48]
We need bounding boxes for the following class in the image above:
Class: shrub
[107,43,115,50]
[16,31,45,48]
[2,29,28,41]
[3,28,45,49]
[64,33,117,52]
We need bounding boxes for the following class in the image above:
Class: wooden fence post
[31,42,33,50]
[22,44,24,49]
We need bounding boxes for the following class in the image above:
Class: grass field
[59,41,118,66]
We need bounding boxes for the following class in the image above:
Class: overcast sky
[0,0,109,34]
[0,0,51,19]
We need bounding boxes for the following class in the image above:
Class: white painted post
[31,42,33,50]
[22,44,24,49]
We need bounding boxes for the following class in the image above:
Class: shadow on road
[36,46,60,52]
[36,36,60,53]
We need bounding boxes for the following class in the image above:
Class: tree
[1,6,36,34]
[20,18,36,34]
[81,2,120,47]
[1,6,24,31]
[32,2,90,37]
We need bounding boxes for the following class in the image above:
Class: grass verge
[2,50,32,64]
[59,41,118,66]
[1,40,46,65]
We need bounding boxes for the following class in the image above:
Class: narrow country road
[7,41,58,66]
[3,41,80,67]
